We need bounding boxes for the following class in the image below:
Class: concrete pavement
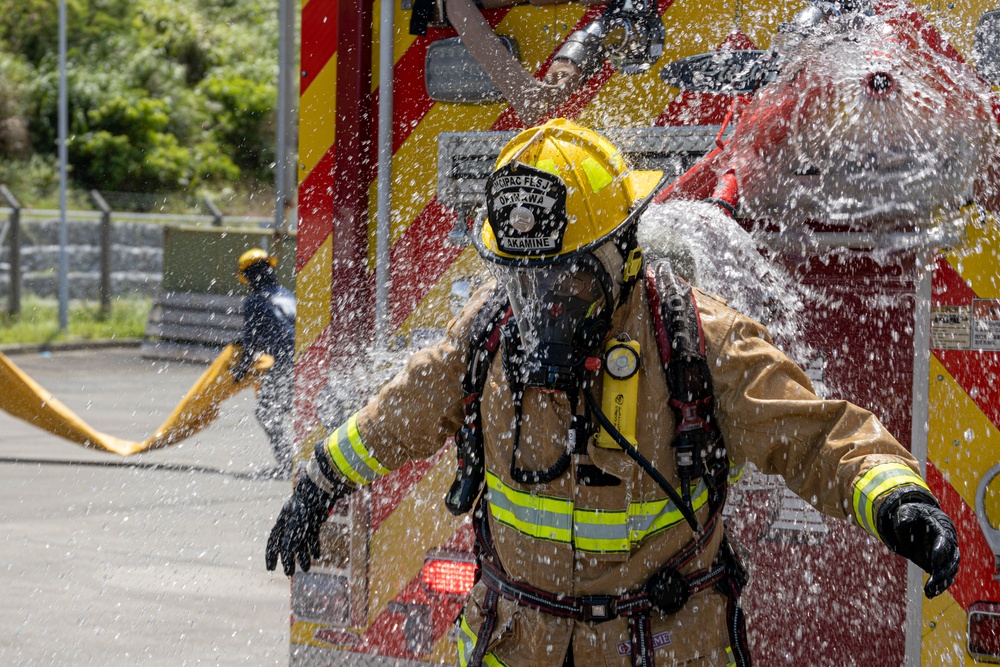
[0,348,293,665]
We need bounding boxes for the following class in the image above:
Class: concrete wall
[0,218,163,301]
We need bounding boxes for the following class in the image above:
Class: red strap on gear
[668,396,714,434]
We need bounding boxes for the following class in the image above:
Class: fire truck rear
[288,0,1000,664]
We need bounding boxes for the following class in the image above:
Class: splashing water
[729,8,996,232]
[638,199,819,364]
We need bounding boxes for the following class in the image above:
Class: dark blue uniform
[235,281,296,475]
[239,284,295,373]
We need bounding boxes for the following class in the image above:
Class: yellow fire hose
[0,345,272,456]
[138,344,272,452]
[0,350,142,455]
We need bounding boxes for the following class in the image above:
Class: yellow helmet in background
[475,118,662,266]
[238,248,277,284]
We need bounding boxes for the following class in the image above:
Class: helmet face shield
[493,254,612,390]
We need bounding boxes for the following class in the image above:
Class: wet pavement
[0,348,292,666]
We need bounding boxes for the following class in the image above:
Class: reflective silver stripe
[728,463,745,485]
[326,413,390,487]
[627,479,709,541]
[457,615,476,667]
[573,509,630,552]
[487,471,711,553]
[486,472,573,542]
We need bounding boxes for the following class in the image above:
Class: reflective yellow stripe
[728,463,745,486]
[628,482,710,543]
[581,157,613,193]
[484,652,507,667]
[726,646,736,667]
[486,471,711,553]
[326,413,390,487]
[852,462,931,539]
[457,615,508,667]
[486,472,574,543]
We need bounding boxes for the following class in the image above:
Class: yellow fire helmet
[238,248,277,284]
[474,118,665,267]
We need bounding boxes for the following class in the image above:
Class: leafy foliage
[0,53,33,157]
[0,0,279,204]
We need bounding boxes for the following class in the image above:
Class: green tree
[0,0,132,66]
[0,53,33,157]
[134,0,215,85]
[70,95,238,192]
[0,0,279,207]
[200,70,276,181]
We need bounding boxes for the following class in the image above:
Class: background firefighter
[233,248,296,477]
[265,120,960,666]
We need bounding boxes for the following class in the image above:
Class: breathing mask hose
[508,386,574,485]
[583,388,701,531]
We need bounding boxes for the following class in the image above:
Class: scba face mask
[473,119,661,392]
[494,252,614,392]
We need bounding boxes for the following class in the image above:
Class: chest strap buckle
[579,595,615,621]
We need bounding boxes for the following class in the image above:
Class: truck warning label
[932,300,1000,350]
[931,306,971,350]
[972,298,1000,350]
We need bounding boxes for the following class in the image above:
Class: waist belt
[469,509,744,667]
[480,557,727,622]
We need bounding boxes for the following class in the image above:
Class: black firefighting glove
[265,462,350,576]
[877,488,960,599]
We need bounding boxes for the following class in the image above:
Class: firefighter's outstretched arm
[701,300,961,598]
[265,286,490,575]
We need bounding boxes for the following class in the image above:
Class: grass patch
[0,296,151,346]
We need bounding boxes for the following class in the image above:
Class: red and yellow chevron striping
[924,221,1000,665]
[287,0,822,659]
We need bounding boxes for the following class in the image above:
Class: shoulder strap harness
[448,268,750,667]
[644,259,730,514]
[445,284,511,516]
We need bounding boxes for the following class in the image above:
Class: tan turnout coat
[319,278,924,667]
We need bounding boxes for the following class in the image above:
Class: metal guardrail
[0,186,21,316]
[0,191,277,316]
[0,208,274,227]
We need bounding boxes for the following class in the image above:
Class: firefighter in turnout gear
[266,119,960,666]
[234,248,296,477]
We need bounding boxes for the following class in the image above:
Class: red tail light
[969,601,1000,663]
[422,557,477,595]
